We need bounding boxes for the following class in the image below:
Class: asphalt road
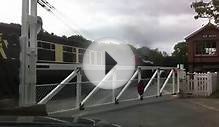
[43,78,219,127]
[83,98,219,127]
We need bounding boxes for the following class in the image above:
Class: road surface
[80,98,219,127]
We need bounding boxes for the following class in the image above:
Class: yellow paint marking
[55,44,63,62]
[0,33,8,59]
[3,40,8,48]
[0,43,7,59]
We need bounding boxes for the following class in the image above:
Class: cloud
[45,0,208,53]
[0,0,209,53]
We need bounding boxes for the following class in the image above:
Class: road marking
[190,101,219,112]
[48,107,78,115]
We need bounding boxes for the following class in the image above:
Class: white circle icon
[82,38,135,89]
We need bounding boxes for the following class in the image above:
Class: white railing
[79,66,181,109]
[185,72,218,96]
[36,66,183,112]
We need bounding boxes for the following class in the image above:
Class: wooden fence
[184,72,218,96]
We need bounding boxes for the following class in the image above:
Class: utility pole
[19,0,38,106]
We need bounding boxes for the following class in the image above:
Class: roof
[185,22,219,40]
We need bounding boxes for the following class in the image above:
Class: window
[195,41,217,55]
[39,42,50,49]
[63,46,73,52]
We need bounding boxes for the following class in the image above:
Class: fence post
[76,70,82,108]
[213,72,218,91]
[176,69,180,94]
[112,68,117,102]
[157,69,160,97]
[193,72,198,96]
[186,74,189,92]
[207,72,212,96]
[172,69,175,95]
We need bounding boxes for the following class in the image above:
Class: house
[185,23,219,72]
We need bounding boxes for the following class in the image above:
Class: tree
[136,47,151,58]
[147,48,165,66]
[191,0,219,24]
[172,42,188,66]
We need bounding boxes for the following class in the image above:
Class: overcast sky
[0,0,209,54]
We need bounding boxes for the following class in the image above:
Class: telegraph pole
[19,0,38,106]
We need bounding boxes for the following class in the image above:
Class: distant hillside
[0,22,92,48]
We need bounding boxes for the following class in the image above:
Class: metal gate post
[76,70,82,108]
[138,68,141,83]
[138,68,142,100]
[157,69,160,97]
[172,69,176,95]
[177,69,180,94]
[112,68,117,102]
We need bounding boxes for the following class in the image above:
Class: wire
[37,0,84,36]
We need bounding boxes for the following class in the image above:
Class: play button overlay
[105,52,117,75]
[82,38,135,90]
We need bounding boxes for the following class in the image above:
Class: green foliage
[135,47,170,66]
[132,42,188,67]
[67,35,92,48]
[191,0,219,24]
[147,48,165,66]
[171,42,188,70]
[172,42,188,64]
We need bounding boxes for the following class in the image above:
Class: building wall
[186,24,219,72]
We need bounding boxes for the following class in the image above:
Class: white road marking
[190,101,219,112]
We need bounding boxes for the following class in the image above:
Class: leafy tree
[146,48,165,66]
[172,42,188,66]
[67,35,91,48]
[136,47,151,58]
[191,0,219,24]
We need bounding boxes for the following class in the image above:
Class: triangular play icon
[105,52,117,75]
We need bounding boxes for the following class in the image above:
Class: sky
[0,0,209,54]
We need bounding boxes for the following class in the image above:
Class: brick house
[185,23,219,72]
